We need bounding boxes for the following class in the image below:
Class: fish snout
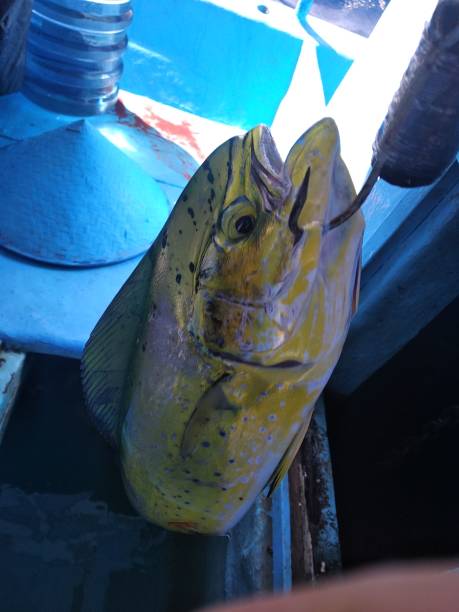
[284,117,342,229]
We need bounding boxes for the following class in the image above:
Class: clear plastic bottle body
[23,0,133,116]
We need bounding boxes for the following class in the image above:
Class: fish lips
[191,285,313,372]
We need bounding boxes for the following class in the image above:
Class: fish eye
[220,197,257,242]
[235,215,255,235]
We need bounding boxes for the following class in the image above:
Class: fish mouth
[209,349,311,372]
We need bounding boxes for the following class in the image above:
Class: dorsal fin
[81,252,154,447]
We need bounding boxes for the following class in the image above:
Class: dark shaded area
[326,297,459,568]
[0,354,133,510]
[0,355,227,612]
[0,0,32,94]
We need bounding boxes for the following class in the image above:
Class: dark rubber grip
[372,0,459,187]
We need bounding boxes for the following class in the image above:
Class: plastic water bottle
[23,0,133,116]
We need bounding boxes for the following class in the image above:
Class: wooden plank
[288,450,315,584]
[288,398,341,583]
[0,347,25,444]
[301,399,341,576]
[330,162,459,395]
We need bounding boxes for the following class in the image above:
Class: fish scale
[81,118,364,535]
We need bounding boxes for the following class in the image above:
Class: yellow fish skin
[81,118,364,535]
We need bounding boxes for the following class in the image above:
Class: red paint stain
[167,521,199,533]
[114,95,199,179]
[134,113,157,135]
[114,99,129,120]
[140,109,204,161]
[115,99,152,136]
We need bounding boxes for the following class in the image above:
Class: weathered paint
[361,181,433,263]
[330,163,459,395]
[0,349,25,444]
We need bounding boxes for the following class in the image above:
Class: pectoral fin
[180,374,236,459]
[81,252,153,447]
[266,412,313,497]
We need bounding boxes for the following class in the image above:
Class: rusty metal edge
[0,345,26,444]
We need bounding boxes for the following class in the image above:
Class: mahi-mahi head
[81,118,364,535]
